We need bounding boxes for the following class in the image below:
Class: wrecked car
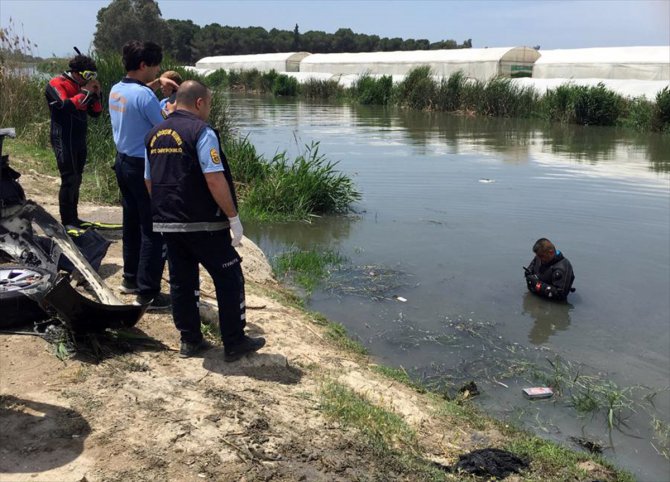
[0,127,145,332]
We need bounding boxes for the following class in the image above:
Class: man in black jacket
[524,238,575,301]
[144,80,265,361]
[45,53,102,231]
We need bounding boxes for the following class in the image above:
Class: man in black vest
[524,238,575,301]
[144,80,265,360]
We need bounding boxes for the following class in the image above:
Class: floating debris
[522,387,554,400]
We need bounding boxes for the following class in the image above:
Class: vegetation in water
[1,38,360,220]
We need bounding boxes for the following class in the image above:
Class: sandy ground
[0,169,614,481]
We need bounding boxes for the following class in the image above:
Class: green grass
[239,142,360,221]
[323,321,367,355]
[319,381,447,480]
[502,433,634,482]
[300,78,344,100]
[371,365,426,392]
[350,74,394,105]
[272,247,345,292]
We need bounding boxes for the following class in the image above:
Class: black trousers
[163,230,246,345]
[51,129,86,226]
[114,153,166,296]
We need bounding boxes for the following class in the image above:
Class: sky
[1,0,669,58]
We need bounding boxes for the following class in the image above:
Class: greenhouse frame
[195,52,311,73]
[298,47,541,80]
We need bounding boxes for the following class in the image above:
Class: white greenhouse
[299,47,541,81]
[512,78,670,100]
[533,47,670,81]
[195,52,311,73]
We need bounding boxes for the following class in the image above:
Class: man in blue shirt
[109,40,178,309]
[144,80,265,360]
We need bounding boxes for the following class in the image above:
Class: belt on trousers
[152,221,230,232]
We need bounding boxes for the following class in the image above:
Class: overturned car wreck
[0,128,145,332]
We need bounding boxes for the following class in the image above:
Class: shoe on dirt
[179,338,213,358]
[224,335,266,362]
[119,278,140,294]
[133,292,171,311]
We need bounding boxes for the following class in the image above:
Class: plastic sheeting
[299,47,540,80]
[195,52,311,73]
[533,47,670,81]
[513,77,670,100]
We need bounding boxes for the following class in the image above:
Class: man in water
[524,238,575,301]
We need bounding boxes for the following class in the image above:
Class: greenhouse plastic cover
[533,47,670,81]
[512,78,670,100]
[195,52,311,72]
[299,47,540,80]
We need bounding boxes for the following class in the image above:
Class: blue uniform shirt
[109,78,164,158]
[145,126,224,180]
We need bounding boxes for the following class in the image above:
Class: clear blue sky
[1,0,668,57]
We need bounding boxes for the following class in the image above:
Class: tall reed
[199,66,669,133]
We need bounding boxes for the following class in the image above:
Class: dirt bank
[0,167,622,481]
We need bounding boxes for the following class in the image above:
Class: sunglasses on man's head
[79,70,97,81]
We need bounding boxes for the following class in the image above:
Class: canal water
[228,93,670,481]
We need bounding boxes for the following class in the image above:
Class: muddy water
[228,94,670,480]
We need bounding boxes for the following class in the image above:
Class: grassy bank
[0,53,359,220]
[247,273,635,481]
[203,66,670,133]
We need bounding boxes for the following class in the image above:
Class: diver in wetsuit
[524,238,575,301]
[45,52,102,231]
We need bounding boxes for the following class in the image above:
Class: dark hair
[532,238,555,254]
[121,40,162,72]
[175,80,210,106]
[68,55,97,72]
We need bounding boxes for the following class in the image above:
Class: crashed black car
[0,127,145,332]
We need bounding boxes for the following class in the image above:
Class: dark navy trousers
[114,153,166,296]
[163,230,246,345]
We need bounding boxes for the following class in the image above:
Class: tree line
[93,0,472,64]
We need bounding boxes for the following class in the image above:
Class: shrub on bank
[395,66,436,110]
[475,77,538,118]
[572,83,623,126]
[433,71,466,111]
[300,78,344,100]
[272,74,299,96]
[240,142,360,221]
[350,74,393,105]
[653,86,670,132]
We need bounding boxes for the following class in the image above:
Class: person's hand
[85,79,101,94]
[159,77,179,92]
[228,215,243,247]
[526,273,540,290]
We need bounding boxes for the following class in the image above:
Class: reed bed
[2,53,360,220]
[199,65,670,133]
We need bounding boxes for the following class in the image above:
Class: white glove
[228,215,243,247]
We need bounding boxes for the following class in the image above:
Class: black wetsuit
[525,252,575,301]
[45,72,102,226]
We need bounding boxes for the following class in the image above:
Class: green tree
[164,19,200,63]
[292,24,301,51]
[93,0,167,53]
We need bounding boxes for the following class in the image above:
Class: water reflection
[522,292,573,345]
[246,215,359,256]
[350,102,670,174]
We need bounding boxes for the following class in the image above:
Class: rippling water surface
[228,93,670,481]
